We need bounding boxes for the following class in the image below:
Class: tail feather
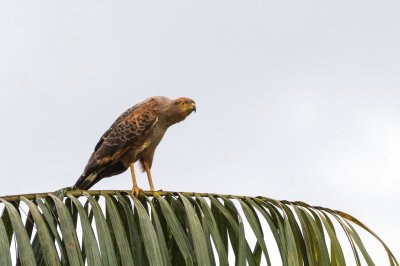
[74,162,128,190]
[74,172,99,190]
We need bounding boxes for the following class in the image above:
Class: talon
[132,186,143,196]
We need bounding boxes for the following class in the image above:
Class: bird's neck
[164,113,187,127]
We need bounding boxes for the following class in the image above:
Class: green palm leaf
[0,190,398,266]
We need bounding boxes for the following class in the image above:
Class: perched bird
[74,96,196,195]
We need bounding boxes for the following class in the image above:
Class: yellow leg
[130,163,142,196]
[143,162,155,192]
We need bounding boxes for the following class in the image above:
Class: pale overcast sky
[1,0,399,264]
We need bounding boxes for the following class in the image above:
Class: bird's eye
[181,102,185,105]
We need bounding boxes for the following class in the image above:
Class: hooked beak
[191,102,196,113]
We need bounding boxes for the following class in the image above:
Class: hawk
[74,96,196,195]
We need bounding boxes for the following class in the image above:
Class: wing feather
[83,100,159,175]
[96,112,157,162]
[94,104,140,151]
[75,97,164,189]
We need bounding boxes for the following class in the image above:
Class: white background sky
[1,0,399,264]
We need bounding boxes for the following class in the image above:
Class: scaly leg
[143,162,155,192]
[130,163,142,196]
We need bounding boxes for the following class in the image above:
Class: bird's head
[168,97,196,124]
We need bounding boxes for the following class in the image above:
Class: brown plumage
[74,96,196,194]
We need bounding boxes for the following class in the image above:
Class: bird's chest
[135,125,167,158]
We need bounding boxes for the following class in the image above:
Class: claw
[132,186,143,197]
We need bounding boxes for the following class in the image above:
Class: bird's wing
[92,108,159,167]
[94,104,140,151]
[75,100,160,189]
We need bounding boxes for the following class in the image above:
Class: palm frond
[0,190,398,265]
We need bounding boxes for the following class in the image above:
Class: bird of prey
[74,96,196,195]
